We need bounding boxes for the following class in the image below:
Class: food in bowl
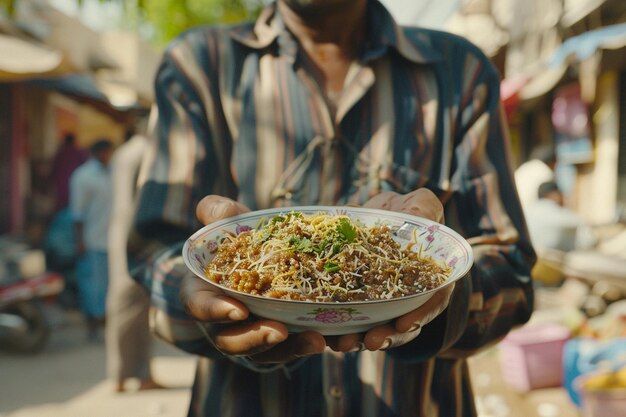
[204,212,450,302]
[183,206,473,335]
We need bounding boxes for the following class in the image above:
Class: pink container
[498,324,571,391]
[575,374,626,417]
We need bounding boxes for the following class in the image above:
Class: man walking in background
[70,139,114,342]
[107,128,163,392]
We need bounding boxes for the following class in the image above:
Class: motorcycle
[0,237,64,354]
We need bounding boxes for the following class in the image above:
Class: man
[129,0,535,415]
[70,139,114,341]
[107,130,164,392]
[46,133,89,308]
[514,144,557,212]
[52,132,89,211]
[525,181,595,253]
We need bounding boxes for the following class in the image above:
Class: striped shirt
[130,1,535,416]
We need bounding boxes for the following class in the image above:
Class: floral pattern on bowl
[297,307,370,323]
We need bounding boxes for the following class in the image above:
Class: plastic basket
[498,324,570,391]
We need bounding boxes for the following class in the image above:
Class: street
[0,306,196,417]
[0,303,583,417]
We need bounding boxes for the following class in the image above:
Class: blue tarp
[549,22,626,67]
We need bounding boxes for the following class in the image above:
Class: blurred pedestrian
[46,134,88,307]
[526,181,595,253]
[106,130,163,392]
[514,144,557,212]
[43,206,80,308]
[52,133,89,211]
[70,139,114,342]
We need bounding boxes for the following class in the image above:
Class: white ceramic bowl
[183,206,473,335]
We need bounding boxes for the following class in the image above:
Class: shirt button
[329,386,343,398]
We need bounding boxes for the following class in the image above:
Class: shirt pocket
[269,136,326,207]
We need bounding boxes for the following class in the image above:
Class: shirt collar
[228,0,441,65]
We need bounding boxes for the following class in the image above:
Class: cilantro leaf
[324,261,340,273]
[314,238,330,254]
[337,218,357,243]
[289,236,313,253]
[296,238,313,252]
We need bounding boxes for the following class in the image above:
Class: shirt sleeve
[128,37,224,358]
[388,43,535,361]
[129,35,307,373]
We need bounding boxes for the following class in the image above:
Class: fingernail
[380,338,392,350]
[408,323,421,333]
[349,342,365,352]
[228,309,246,321]
[264,332,283,345]
[211,202,230,219]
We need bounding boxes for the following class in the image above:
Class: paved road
[0,306,196,417]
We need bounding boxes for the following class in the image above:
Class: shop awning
[500,64,568,111]
[548,23,626,67]
[501,75,528,118]
[25,74,109,103]
[23,74,146,120]
[0,33,69,80]
[519,65,568,100]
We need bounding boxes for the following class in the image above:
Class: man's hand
[327,188,454,352]
[182,195,326,363]
[185,189,451,360]
[362,188,444,223]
